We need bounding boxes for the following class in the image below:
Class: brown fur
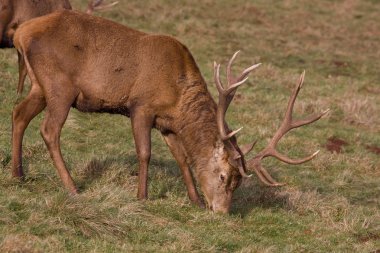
[13,10,242,213]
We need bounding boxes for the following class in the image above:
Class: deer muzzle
[209,191,232,214]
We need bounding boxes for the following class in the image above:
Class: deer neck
[175,80,221,176]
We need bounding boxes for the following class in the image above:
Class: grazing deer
[12,10,329,213]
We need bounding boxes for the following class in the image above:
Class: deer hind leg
[163,133,203,207]
[40,88,78,194]
[131,108,154,200]
[17,51,27,94]
[12,86,46,178]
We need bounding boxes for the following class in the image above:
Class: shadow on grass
[2,151,302,216]
[230,177,292,217]
[74,154,181,193]
[74,155,295,215]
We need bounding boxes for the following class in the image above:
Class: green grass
[1,0,379,252]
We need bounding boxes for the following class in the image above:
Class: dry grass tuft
[339,94,379,129]
[36,194,130,239]
[278,189,380,234]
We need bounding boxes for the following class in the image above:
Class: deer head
[201,51,329,213]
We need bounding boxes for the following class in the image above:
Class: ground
[0,0,379,252]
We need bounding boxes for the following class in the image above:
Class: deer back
[14,10,209,132]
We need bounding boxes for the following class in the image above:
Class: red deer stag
[12,10,329,213]
[0,0,71,94]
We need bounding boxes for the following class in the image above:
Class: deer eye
[220,174,226,182]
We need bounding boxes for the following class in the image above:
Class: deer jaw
[197,140,242,213]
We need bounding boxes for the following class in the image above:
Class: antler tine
[268,71,329,149]
[258,165,286,186]
[240,63,262,82]
[291,109,330,129]
[226,51,240,85]
[214,62,224,94]
[214,61,248,97]
[284,70,305,122]
[94,1,119,11]
[227,51,262,84]
[247,71,327,186]
[252,163,285,186]
[214,52,260,141]
[238,163,252,178]
[271,150,320,165]
[253,167,274,186]
[214,62,242,120]
[223,127,244,141]
[87,0,118,14]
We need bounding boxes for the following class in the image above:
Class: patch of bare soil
[365,145,380,155]
[325,136,349,153]
[356,231,380,243]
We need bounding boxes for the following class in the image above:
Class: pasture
[0,0,379,252]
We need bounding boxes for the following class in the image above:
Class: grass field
[0,0,379,252]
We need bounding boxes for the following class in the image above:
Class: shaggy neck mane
[176,78,220,176]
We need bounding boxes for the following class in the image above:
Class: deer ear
[240,140,257,155]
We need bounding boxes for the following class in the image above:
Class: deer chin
[204,197,231,214]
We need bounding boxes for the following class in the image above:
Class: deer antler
[214,51,261,141]
[86,0,119,14]
[246,71,330,186]
[214,51,261,178]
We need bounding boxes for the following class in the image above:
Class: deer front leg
[131,109,154,200]
[12,86,46,178]
[163,133,203,207]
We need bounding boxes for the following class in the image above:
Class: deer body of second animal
[13,10,327,213]
[0,0,117,94]
[0,0,72,94]
[0,0,71,47]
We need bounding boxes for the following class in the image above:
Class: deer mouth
[210,203,229,214]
